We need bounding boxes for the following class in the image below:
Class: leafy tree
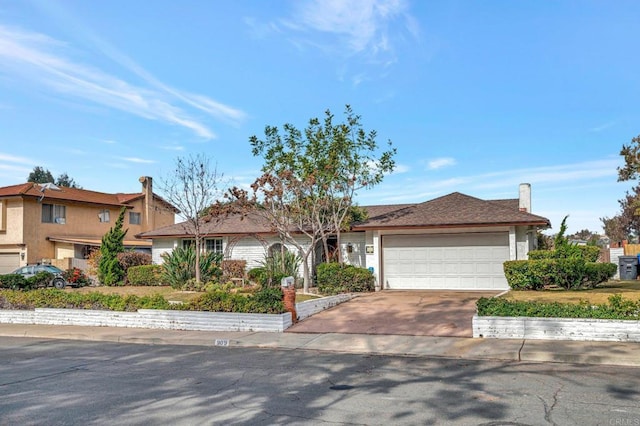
[600,215,627,243]
[618,134,640,182]
[27,166,54,184]
[536,231,553,250]
[55,172,81,188]
[158,154,245,284]
[26,167,81,188]
[250,106,395,291]
[98,207,128,285]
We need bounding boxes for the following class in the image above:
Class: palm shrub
[160,246,223,289]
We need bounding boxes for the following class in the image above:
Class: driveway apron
[287,290,501,337]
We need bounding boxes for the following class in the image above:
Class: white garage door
[382,233,509,290]
[0,253,20,274]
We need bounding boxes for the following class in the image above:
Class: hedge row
[316,263,374,295]
[527,245,600,262]
[127,265,164,286]
[503,260,616,290]
[0,272,56,290]
[0,287,285,314]
[477,294,640,320]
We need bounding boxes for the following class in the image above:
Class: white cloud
[283,0,417,61]
[0,24,246,139]
[0,153,33,164]
[118,157,156,164]
[589,121,616,132]
[427,157,457,170]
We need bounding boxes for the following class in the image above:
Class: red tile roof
[0,182,175,210]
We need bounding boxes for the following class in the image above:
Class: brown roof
[137,212,274,238]
[0,182,176,210]
[352,192,550,230]
[138,192,550,238]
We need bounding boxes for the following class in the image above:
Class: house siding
[340,232,366,268]
[152,238,176,265]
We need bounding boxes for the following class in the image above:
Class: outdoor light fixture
[346,243,353,253]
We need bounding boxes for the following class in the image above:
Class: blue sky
[0,0,638,235]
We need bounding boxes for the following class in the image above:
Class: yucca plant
[161,246,223,289]
[259,250,302,287]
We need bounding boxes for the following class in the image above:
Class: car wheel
[53,278,66,289]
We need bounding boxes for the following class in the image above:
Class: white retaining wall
[0,294,357,332]
[0,308,292,332]
[295,293,356,320]
[473,315,640,342]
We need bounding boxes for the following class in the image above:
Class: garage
[382,233,510,290]
[0,253,20,274]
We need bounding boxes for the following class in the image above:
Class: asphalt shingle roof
[138,192,550,238]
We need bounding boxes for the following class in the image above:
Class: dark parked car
[11,264,68,289]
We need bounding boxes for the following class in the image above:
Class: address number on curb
[214,339,230,347]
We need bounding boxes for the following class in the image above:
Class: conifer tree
[98,207,128,285]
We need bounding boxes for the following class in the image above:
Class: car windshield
[42,265,63,273]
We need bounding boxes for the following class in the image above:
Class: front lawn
[500,280,640,305]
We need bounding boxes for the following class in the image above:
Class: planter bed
[0,294,356,333]
[473,315,640,342]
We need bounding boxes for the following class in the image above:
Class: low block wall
[295,293,356,320]
[473,315,640,342]
[0,294,356,333]
[0,309,292,332]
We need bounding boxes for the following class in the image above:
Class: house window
[129,212,141,225]
[42,204,66,224]
[205,238,223,254]
[98,209,110,223]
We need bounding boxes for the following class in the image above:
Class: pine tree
[98,207,128,285]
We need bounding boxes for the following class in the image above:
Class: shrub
[28,271,55,289]
[316,263,374,295]
[583,262,617,288]
[127,265,163,286]
[0,289,171,311]
[528,245,600,262]
[98,207,127,286]
[0,274,29,290]
[117,252,152,283]
[504,259,587,290]
[258,251,301,288]
[177,287,285,313]
[221,260,247,281]
[62,267,91,287]
[476,294,640,320]
[160,246,223,289]
[247,267,267,285]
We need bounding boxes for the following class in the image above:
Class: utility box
[618,256,639,281]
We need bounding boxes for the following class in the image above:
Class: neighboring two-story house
[0,176,176,274]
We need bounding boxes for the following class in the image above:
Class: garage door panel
[383,233,509,290]
[0,253,20,274]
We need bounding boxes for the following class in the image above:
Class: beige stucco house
[0,176,176,273]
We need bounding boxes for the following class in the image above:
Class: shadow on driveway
[288,290,501,337]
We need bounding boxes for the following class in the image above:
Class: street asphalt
[0,323,639,367]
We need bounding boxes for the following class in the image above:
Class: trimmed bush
[62,267,91,287]
[0,289,171,311]
[316,263,374,295]
[127,265,163,286]
[528,245,600,262]
[177,287,285,314]
[583,262,617,288]
[477,294,640,320]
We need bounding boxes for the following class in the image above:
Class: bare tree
[158,154,227,284]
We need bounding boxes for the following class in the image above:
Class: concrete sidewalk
[1,323,639,367]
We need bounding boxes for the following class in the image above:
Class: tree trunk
[301,247,312,293]
[336,228,343,264]
[194,237,201,284]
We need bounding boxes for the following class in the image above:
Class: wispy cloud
[427,157,456,170]
[589,121,616,132]
[289,0,415,56]
[0,24,246,139]
[118,157,156,164]
[360,159,621,204]
[0,153,33,164]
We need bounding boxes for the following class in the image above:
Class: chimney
[519,183,531,213]
[139,176,154,230]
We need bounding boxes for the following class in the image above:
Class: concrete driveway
[287,290,501,337]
